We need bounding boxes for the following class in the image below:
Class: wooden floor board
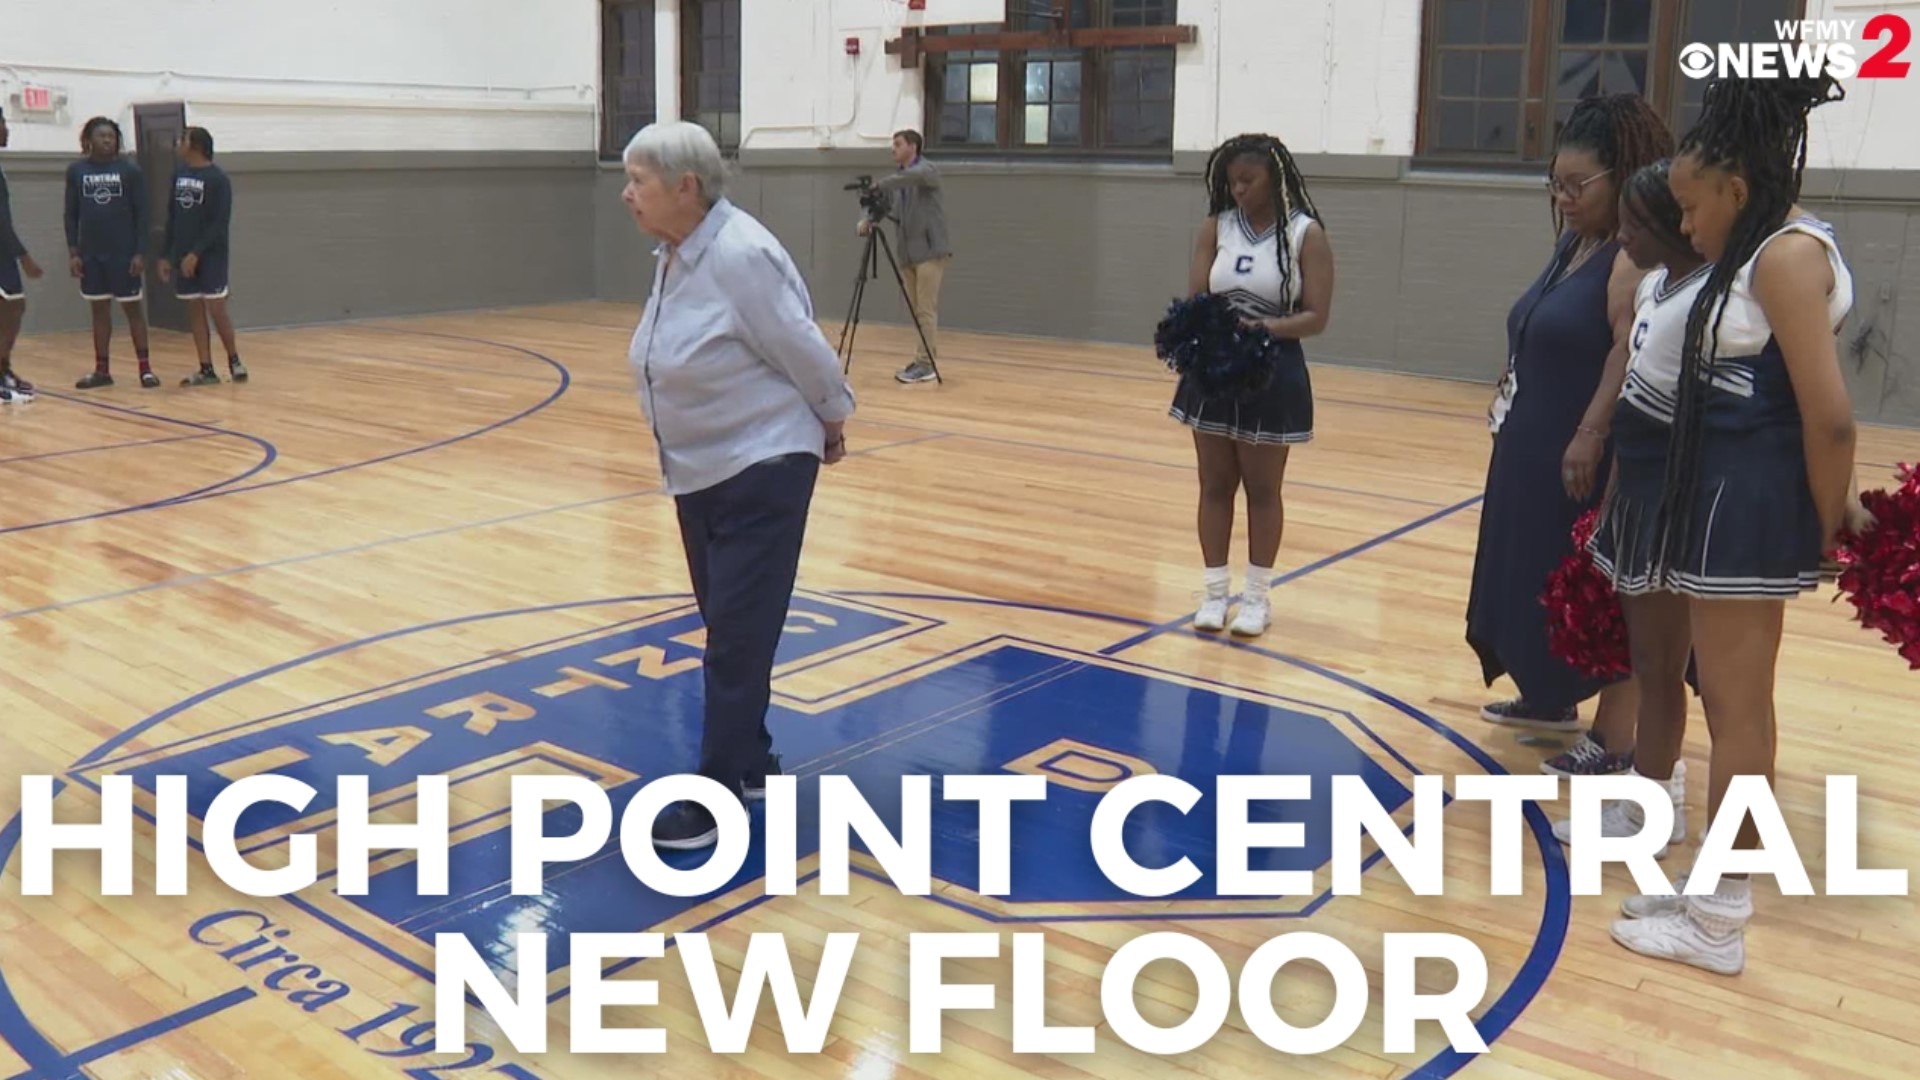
[0,303,1915,1078]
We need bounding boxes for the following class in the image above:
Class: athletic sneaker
[182,367,221,387]
[1621,872,1689,920]
[1230,593,1270,637]
[1541,733,1633,777]
[1551,762,1687,858]
[229,358,249,382]
[139,370,160,389]
[1612,891,1751,976]
[895,359,937,383]
[0,385,31,404]
[651,803,720,850]
[0,368,31,394]
[75,370,113,389]
[1481,698,1579,732]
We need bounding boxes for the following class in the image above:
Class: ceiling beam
[885,24,1198,66]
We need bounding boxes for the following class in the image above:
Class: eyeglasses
[1545,169,1612,198]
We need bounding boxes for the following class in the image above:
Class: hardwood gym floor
[0,302,1915,1079]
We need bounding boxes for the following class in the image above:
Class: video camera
[845,175,890,223]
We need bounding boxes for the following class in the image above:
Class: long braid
[1204,133,1323,313]
[1650,74,1844,576]
[1621,160,1690,264]
[1550,94,1674,237]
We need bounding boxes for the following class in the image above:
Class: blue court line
[2,987,258,1080]
[866,420,1460,509]
[0,433,949,625]
[1096,492,1485,657]
[0,394,281,537]
[0,328,569,538]
[0,432,218,467]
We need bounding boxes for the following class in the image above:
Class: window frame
[920,0,1180,159]
[1412,0,1807,168]
[680,0,743,154]
[599,0,658,161]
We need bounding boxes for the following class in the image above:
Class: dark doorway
[132,102,187,332]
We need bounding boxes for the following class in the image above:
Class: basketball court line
[0,432,951,624]
[0,432,219,467]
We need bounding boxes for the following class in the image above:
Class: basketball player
[1169,133,1334,638]
[65,117,153,389]
[159,127,246,385]
[0,105,45,404]
[1595,73,1859,975]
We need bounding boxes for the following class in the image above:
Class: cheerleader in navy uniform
[1169,134,1334,637]
[1549,160,1704,855]
[1595,73,1863,975]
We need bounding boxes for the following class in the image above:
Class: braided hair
[1620,159,1691,264]
[1203,133,1321,311]
[1650,73,1844,575]
[80,116,123,156]
[1550,94,1674,237]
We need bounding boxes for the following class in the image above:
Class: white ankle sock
[1687,876,1752,938]
[1203,565,1230,598]
[1243,564,1273,598]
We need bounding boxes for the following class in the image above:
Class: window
[921,0,1180,155]
[1416,0,1804,164]
[681,0,741,152]
[600,0,656,159]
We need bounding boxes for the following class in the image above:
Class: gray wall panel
[6,150,1916,427]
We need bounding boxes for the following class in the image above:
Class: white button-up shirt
[629,198,857,496]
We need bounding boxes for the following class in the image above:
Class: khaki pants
[900,254,949,362]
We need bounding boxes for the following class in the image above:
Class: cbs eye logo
[1678,43,1717,80]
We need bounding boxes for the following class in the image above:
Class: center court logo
[1679,14,1913,80]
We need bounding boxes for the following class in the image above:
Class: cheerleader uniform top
[1619,215,1853,433]
[1210,207,1316,322]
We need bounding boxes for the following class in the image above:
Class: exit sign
[20,85,53,112]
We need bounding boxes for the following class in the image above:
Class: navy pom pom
[1154,293,1286,400]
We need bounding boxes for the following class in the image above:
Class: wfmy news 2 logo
[1679,14,1913,80]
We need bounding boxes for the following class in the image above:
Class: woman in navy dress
[1466,95,1672,773]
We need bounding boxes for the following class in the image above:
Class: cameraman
[857,129,949,383]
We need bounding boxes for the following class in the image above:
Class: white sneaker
[1552,762,1687,856]
[1229,593,1270,637]
[1193,594,1229,632]
[1609,909,1746,975]
[1621,872,1689,919]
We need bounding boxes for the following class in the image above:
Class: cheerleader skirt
[1168,338,1314,445]
[1588,403,1824,599]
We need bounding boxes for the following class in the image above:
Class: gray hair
[623,121,728,204]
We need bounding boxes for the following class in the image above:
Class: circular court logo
[0,593,1567,1077]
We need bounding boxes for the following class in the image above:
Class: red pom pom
[1833,463,1920,671]
[1540,508,1632,681]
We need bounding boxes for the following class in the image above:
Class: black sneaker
[743,753,783,802]
[0,368,31,393]
[1480,698,1579,732]
[76,370,114,389]
[651,803,720,850]
[139,370,161,389]
[1541,733,1632,777]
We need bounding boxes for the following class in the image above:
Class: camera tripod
[836,218,942,384]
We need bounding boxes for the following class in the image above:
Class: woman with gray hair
[621,120,856,851]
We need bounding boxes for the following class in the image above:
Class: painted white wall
[1175,0,1423,157]
[1802,0,1920,171]
[0,0,597,153]
[738,0,932,151]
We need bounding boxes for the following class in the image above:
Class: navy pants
[673,452,820,796]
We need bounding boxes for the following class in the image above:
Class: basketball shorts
[79,252,143,302]
[0,258,21,301]
[174,251,230,300]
